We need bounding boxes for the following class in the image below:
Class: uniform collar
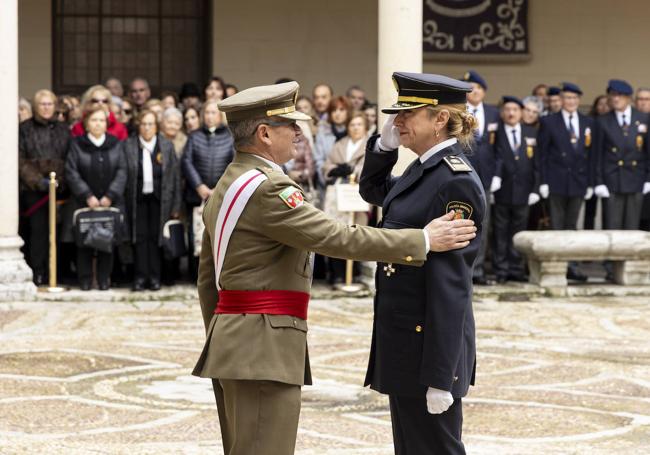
[251,154,285,173]
[419,138,458,163]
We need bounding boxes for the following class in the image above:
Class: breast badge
[445,201,474,220]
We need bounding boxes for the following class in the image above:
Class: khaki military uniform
[192,151,427,455]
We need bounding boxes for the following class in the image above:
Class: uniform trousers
[604,193,643,229]
[548,194,582,230]
[77,247,113,286]
[472,202,491,279]
[212,378,302,455]
[389,395,465,455]
[134,194,161,282]
[22,190,49,277]
[492,204,529,278]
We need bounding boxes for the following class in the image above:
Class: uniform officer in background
[537,82,594,281]
[594,79,650,231]
[360,72,486,455]
[490,96,540,283]
[192,81,478,455]
[462,70,499,285]
[546,86,563,115]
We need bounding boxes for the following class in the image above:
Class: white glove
[643,182,650,195]
[539,184,549,199]
[584,187,594,200]
[377,114,400,151]
[426,387,454,415]
[490,176,502,193]
[594,184,610,198]
[528,193,540,206]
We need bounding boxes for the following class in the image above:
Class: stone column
[0,0,36,300]
[377,0,422,175]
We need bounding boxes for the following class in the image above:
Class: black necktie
[511,129,519,152]
[622,114,629,130]
[568,114,577,148]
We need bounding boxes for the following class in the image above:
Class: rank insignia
[279,186,304,209]
[155,152,162,164]
[526,146,534,159]
[637,134,644,150]
[446,201,474,220]
[443,156,472,172]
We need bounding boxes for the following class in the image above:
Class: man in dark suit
[490,96,540,283]
[594,79,650,230]
[360,72,486,455]
[462,70,500,285]
[537,82,594,281]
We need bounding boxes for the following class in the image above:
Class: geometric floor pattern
[1,291,649,454]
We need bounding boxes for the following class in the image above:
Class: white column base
[0,236,37,301]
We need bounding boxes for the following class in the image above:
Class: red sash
[216,290,309,320]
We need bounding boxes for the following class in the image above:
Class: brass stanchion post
[335,174,364,294]
[47,172,64,293]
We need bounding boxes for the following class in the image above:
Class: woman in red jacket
[71,85,128,141]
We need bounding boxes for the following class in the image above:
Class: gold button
[612,147,618,152]
[405,255,413,262]
[618,160,624,166]
[454,376,459,381]
[415,325,422,332]
[292,319,297,327]
[632,160,638,166]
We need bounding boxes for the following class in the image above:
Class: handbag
[73,207,123,252]
[162,219,187,260]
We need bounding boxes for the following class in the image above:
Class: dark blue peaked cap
[501,96,524,108]
[547,86,561,96]
[461,70,487,90]
[382,72,473,114]
[561,82,583,95]
[607,79,633,95]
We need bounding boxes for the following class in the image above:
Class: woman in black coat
[124,110,181,291]
[65,106,127,290]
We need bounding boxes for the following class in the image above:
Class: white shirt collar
[253,154,285,173]
[506,123,521,133]
[561,109,578,121]
[139,135,157,151]
[87,133,106,147]
[419,138,458,163]
[616,105,632,123]
[467,102,483,113]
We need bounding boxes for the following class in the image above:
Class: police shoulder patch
[446,201,474,219]
[279,186,304,209]
[443,156,472,173]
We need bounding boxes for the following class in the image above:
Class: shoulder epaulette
[443,155,472,173]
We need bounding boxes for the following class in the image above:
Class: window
[53,0,211,95]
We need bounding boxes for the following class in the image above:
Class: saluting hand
[378,114,400,151]
[424,211,476,252]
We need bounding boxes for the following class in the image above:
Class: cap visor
[381,103,427,114]
[278,111,312,121]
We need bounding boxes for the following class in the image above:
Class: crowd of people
[17,71,650,290]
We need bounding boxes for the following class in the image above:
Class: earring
[435,129,440,138]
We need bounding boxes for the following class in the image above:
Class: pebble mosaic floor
[1,292,649,454]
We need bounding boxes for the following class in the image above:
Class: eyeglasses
[91,98,108,104]
[263,120,300,131]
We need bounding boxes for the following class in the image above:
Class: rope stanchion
[47,172,65,293]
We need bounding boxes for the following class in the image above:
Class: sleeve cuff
[422,229,430,255]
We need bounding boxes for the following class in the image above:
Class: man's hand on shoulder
[424,211,476,252]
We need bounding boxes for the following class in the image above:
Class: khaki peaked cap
[218,81,311,122]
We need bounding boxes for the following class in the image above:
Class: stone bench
[513,230,650,288]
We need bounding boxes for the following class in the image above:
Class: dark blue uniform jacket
[465,104,500,190]
[493,123,540,205]
[594,109,649,193]
[538,112,594,197]
[359,136,486,399]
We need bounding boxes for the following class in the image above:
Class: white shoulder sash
[213,169,268,290]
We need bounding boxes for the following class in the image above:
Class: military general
[191,81,478,455]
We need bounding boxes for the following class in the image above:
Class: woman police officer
[360,72,486,455]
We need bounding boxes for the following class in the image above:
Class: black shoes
[496,276,508,284]
[149,279,161,291]
[473,276,494,286]
[98,281,110,291]
[33,273,47,287]
[132,278,146,292]
[80,281,91,291]
[507,274,529,283]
